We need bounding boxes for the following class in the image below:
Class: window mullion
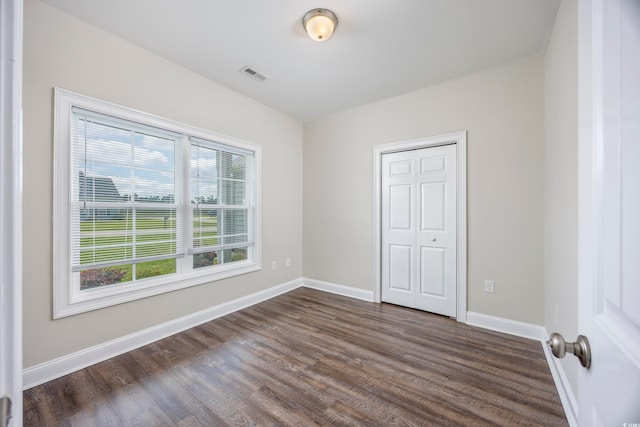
[131,207,137,280]
[249,154,255,262]
[130,130,136,280]
[180,135,192,274]
[217,150,224,265]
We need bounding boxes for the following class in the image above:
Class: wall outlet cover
[484,280,495,293]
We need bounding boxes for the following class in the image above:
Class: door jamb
[0,0,23,415]
[373,131,467,321]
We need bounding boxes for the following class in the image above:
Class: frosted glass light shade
[303,9,338,42]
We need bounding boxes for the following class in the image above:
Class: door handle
[546,332,591,369]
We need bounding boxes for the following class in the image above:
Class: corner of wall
[543,0,579,402]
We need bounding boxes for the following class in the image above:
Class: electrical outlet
[484,280,495,293]
[271,261,277,270]
[286,258,291,267]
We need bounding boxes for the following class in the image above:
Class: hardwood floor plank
[45,369,122,426]
[126,406,173,427]
[88,358,168,425]
[124,347,227,425]
[24,288,568,426]
[23,383,58,426]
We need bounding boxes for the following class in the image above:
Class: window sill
[54,262,261,319]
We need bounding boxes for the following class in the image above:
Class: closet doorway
[374,132,467,320]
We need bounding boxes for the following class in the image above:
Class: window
[190,139,250,270]
[54,88,261,318]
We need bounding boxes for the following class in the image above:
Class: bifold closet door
[381,144,457,317]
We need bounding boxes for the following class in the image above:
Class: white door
[381,149,416,308]
[0,0,23,425]
[381,144,457,317]
[577,0,640,424]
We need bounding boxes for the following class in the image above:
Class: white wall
[304,55,545,325]
[544,0,579,396]
[23,0,303,368]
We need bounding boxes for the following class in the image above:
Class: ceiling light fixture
[302,8,338,42]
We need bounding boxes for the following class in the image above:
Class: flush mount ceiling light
[303,8,338,42]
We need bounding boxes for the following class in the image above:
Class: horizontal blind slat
[189,242,254,255]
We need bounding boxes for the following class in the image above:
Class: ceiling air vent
[239,66,269,82]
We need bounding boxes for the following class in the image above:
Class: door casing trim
[373,131,467,321]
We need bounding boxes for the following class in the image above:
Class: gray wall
[544,0,579,396]
[303,55,545,325]
[23,0,303,368]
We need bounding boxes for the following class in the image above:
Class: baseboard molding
[465,311,546,341]
[23,278,302,390]
[302,277,375,302]
[541,328,579,427]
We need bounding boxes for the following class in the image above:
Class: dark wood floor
[24,288,568,426]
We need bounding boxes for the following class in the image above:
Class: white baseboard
[465,313,577,426]
[23,278,302,390]
[465,311,546,341]
[302,277,375,302]
[541,328,579,427]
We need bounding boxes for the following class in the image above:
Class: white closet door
[381,150,417,308]
[415,145,457,316]
[381,144,457,317]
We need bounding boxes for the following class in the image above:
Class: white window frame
[53,88,262,318]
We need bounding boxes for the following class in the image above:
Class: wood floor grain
[23,288,568,426]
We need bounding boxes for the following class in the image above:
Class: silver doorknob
[547,332,591,369]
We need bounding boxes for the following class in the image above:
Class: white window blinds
[189,137,253,255]
[70,107,184,271]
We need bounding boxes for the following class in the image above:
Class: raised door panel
[420,155,445,174]
[420,182,445,231]
[389,159,413,177]
[389,245,413,292]
[420,247,446,297]
[389,184,413,231]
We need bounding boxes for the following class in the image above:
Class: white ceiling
[42,0,560,121]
